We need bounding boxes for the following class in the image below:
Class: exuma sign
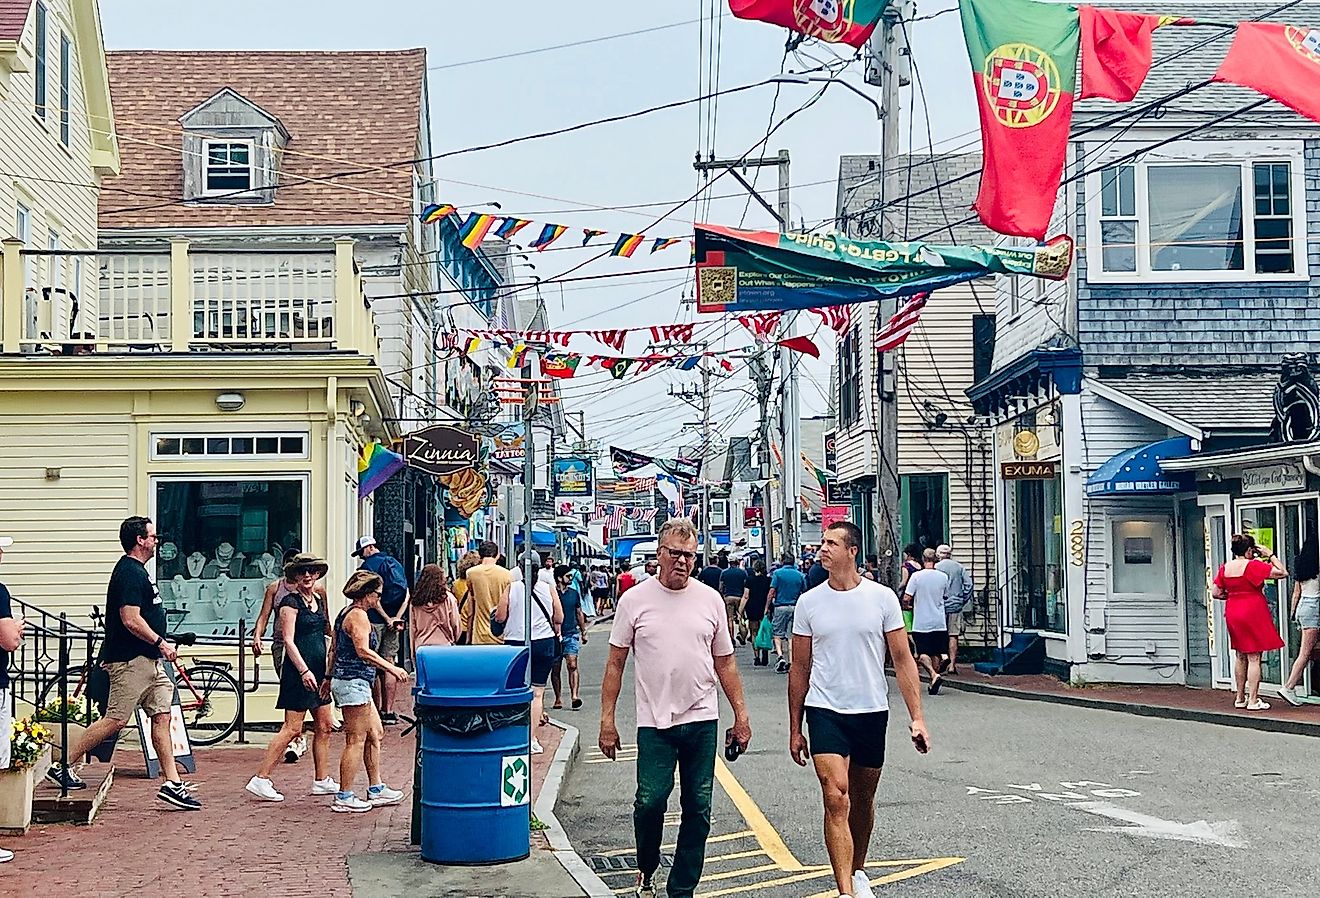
[403,425,479,477]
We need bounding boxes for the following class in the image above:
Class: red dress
[1213,559,1285,653]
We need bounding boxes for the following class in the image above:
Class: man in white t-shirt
[904,548,951,695]
[790,521,930,898]
[601,518,752,898]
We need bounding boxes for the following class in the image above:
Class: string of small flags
[421,203,690,257]
[536,338,820,380]
[591,505,659,524]
[456,323,697,354]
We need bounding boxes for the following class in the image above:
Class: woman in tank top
[1282,535,1320,706]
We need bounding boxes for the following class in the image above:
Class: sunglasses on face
[660,547,697,563]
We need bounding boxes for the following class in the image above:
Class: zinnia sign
[403,425,479,477]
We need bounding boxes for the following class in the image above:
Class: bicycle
[37,606,242,747]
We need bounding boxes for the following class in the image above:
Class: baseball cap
[0,537,11,549]
[351,536,376,558]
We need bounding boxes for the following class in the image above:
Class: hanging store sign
[552,458,594,498]
[403,424,480,476]
[1242,461,1307,495]
[820,505,851,529]
[1002,461,1059,480]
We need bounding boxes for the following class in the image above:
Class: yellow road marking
[698,862,782,883]
[800,858,967,898]
[712,756,805,871]
[704,848,769,862]
[695,867,837,897]
[662,829,754,850]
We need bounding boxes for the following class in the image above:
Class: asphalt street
[556,618,1320,897]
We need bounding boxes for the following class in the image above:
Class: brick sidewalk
[0,695,566,898]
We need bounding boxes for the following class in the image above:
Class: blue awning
[513,524,557,549]
[1085,437,1195,496]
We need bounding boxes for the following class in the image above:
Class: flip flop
[551,702,563,710]
[572,698,583,710]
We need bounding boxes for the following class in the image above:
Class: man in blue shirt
[768,554,807,673]
[354,536,409,724]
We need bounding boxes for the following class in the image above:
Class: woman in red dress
[1212,533,1287,710]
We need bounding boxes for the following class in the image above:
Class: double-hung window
[59,33,71,146]
[203,140,254,193]
[1085,143,1307,282]
[33,2,47,119]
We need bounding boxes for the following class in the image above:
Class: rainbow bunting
[530,223,569,251]
[495,217,533,239]
[458,213,498,250]
[507,342,530,369]
[420,203,456,223]
[611,234,645,258]
[651,237,683,254]
[358,441,406,498]
[582,228,608,246]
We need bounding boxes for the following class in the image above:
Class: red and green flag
[1213,23,1320,125]
[728,0,885,48]
[1080,9,1194,102]
[541,352,581,379]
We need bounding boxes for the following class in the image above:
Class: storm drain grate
[588,853,674,873]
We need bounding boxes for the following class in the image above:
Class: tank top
[271,579,296,639]
[1303,577,1320,599]
[332,606,377,682]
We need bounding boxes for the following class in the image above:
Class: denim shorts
[1298,595,1320,629]
[560,633,582,657]
[330,677,373,708]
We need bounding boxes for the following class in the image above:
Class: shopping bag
[753,615,773,651]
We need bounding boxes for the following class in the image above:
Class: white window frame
[1082,138,1309,284]
[202,138,256,195]
[47,229,61,291]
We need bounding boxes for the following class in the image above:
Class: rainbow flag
[612,234,645,258]
[420,203,456,223]
[459,213,498,249]
[582,228,608,246]
[358,440,405,498]
[495,217,533,239]
[651,237,683,254]
[530,223,568,251]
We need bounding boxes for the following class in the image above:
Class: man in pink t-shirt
[601,519,751,898]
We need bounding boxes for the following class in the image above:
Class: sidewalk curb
[941,676,1320,738]
[536,718,614,898]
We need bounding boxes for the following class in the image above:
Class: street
[558,620,1320,897]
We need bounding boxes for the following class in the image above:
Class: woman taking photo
[324,571,410,812]
[1212,533,1287,711]
[1281,535,1320,706]
[410,564,463,660]
[495,566,562,754]
[245,553,337,802]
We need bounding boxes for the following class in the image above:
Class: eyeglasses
[660,546,697,562]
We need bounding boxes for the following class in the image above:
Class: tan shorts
[371,623,402,666]
[105,656,173,722]
[946,612,964,635]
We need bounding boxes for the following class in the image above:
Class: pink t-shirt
[609,575,733,730]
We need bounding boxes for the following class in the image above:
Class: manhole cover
[589,853,673,873]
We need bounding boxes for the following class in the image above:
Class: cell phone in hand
[724,728,746,762]
[912,731,929,754]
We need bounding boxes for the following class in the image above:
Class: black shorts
[804,707,889,769]
[913,630,950,657]
[507,637,558,687]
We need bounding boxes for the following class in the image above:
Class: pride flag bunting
[651,237,683,254]
[458,213,497,249]
[495,218,534,239]
[582,228,609,246]
[530,223,569,251]
[611,234,645,258]
[358,441,405,499]
[421,203,456,223]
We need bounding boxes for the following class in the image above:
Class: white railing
[190,252,337,346]
[99,253,171,346]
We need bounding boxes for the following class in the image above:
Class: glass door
[1238,504,1284,685]
[1208,508,1232,686]
[1179,499,1212,687]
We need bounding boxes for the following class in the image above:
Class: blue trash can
[414,645,532,865]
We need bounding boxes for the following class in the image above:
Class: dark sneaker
[775,659,790,674]
[380,712,399,725]
[46,763,86,791]
[634,872,656,897]
[928,676,943,696]
[158,780,202,810]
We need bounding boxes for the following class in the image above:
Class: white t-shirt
[792,579,905,713]
[1302,577,1320,599]
[905,568,950,633]
[505,578,556,642]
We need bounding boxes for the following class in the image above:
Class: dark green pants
[634,720,718,898]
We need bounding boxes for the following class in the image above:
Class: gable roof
[100,49,426,229]
[0,0,28,41]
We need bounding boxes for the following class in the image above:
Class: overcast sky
[102,1,980,457]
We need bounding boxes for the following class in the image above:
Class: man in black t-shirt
[353,536,409,724]
[48,517,200,810]
[0,535,25,862]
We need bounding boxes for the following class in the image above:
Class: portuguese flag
[729,0,885,48]
[1213,23,1320,125]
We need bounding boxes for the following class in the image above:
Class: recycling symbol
[502,755,529,806]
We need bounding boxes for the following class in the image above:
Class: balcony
[0,237,379,357]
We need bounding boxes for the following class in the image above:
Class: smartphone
[912,731,929,754]
[724,728,745,762]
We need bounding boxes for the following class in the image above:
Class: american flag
[874,293,929,352]
[608,505,626,531]
[809,305,853,337]
[671,487,686,517]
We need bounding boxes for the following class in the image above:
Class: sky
[101,1,981,459]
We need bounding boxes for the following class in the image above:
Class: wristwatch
[153,636,163,649]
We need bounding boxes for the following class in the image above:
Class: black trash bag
[413,704,530,737]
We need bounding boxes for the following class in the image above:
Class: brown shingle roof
[100,49,426,229]
[0,0,29,41]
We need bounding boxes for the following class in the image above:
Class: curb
[536,718,614,897]
[941,676,1320,738]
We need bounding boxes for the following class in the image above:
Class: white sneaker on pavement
[0,848,13,863]
[367,784,405,806]
[311,777,340,795]
[332,793,373,813]
[1279,686,1303,707]
[852,870,877,898]
[245,776,284,802]
[531,738,544,754]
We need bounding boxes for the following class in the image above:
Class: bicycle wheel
[35,664,106,719]
[180,665,241,746]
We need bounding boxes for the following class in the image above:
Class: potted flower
[0,717,53,832]
[35,698,101,765]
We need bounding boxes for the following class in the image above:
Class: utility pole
[693,150,794,559]
[519,350,539,675]
[748,354,774,559]
[668,352,712,559]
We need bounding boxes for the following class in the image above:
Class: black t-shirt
[744,574,771,618]
[698,565,722,590]
[719,566,748,598]
[806,562,829,589]
[102,556,166,663]
[0,583,12,691]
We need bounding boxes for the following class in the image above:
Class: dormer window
[204,140,254,193]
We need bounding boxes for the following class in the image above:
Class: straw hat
[284,552,329,579]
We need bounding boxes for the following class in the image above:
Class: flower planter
[44,723,87,765]
[0,746,50,833]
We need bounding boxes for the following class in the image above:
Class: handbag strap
[530,587,555,629]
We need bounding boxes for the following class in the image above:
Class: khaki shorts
[371,623,402,666]
[105,656,173,722]
[946,612,964,634]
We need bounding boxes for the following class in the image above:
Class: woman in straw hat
[245,553,338,802]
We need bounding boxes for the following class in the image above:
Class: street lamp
[767,73,882,119]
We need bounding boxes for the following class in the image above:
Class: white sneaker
[367,784,404,806]
[852,870,877,898]
[311,777,340,795]
[0,847,12,863]
[332,793,373,813]
[244,776,284,802]
[1279,686,1303,707]
[531,738,544,755]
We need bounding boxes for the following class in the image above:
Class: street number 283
[1068,520,1084,566]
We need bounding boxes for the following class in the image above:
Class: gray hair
[937,544,952,558]
[658,518,698,545]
